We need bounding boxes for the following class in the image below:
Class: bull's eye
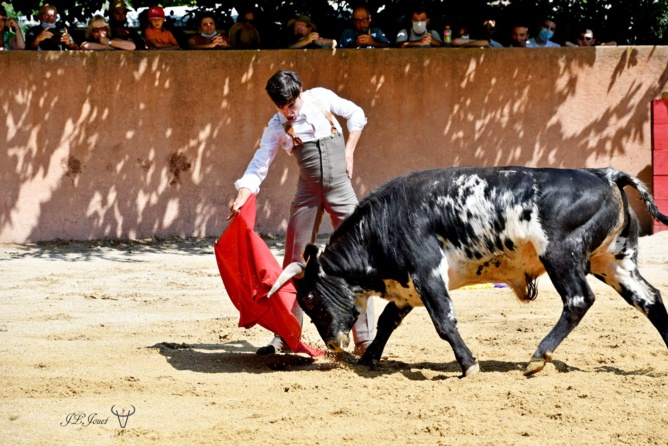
[301,293,315,311]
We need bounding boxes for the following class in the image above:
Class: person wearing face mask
[396,6,443,48]
[187,14,230,49]
[230,70,377,357]
[26,4,79,51]
[526,19,560,48]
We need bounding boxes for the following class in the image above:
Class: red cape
[214,194,323,357]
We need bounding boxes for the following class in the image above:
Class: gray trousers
[283,133,375,346]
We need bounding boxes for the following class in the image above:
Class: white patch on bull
[431,251,450,290]
[383,277,423,308]
[432,174,550,293]
[567,295,586,309]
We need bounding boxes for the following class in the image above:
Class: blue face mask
[539,28,553,42]
[41,22,57,29]
[201,31,217,38]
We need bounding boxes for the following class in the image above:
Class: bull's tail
[603,167,668,225]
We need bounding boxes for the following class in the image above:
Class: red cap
[147,6,165,19]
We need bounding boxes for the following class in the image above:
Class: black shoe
[256,345,277,356]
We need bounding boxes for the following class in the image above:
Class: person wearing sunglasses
[26,4,79,50]
[0,5,25,50]
[80,15,136,50]
[339,5,389,49]
[565,28,617,47]
[526,19,560,48]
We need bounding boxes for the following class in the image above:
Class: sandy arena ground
[1,231,668,445]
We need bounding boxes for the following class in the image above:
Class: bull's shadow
[149,342,663,378]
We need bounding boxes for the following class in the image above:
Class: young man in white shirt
[230,70,376,356]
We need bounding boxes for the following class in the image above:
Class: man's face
[577,33,595,47]
[276,94,303,122]
[411,12,429,25]
[511,26,529,47]
[352,8,370,33]
[112,8,127,23]
[40,7,58,25]
[541,20,556,34]
[0,14,7,32]
[293,20,310,37]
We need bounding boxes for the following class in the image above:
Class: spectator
[108,0,145,50]
[144,6,180,50]
[338,5,390,49]
[0,5,25,50]
[509,24,530,47]
[286,15,336,49]
[526,19,560,47]
[228,22,260,49]
[230,70,376,357]
[483,19,503,48]
[187,14,230,50]
[565,28,617,47]
[25,4,79,51]
[396,5,443,48]
[451,21,491,48]
[80,15,135,50]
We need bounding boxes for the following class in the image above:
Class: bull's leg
[591,253,668,349]
[526,260,596,376]
[358,303,412,366]
[412,276,478,377]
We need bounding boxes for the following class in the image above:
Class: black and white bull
[269,167,668,377]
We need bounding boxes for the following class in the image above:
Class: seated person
[143,6,180,50]
[0,5,25,50]
[565,28,617,47]
[80,15,136,50]
[338,5,390,48]
[108,0,145,50]
[188,14,230,49]
[483,19,503,48]
[286,15,336,49]
[228,22,260,49]
[526,19,560,47]
[509,23,530,47]
[25,4,79,50]
[396,6,443,48]
[451,22,491,48]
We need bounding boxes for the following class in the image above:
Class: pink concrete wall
[2,47,667,243]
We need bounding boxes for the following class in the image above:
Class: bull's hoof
[357,354,379,367]
[523,359,545,376]
[464,362,480,377]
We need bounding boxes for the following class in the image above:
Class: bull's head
[269,244,360,352]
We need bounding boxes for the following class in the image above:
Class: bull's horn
[267,262,305,298]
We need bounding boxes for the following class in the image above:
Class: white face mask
[412,21,427,35]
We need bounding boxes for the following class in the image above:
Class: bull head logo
[111,405,136,428]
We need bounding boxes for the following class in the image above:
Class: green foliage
[6,0,668,44]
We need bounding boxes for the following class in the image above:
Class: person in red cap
[143,6,180,50]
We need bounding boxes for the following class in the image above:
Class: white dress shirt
[234,87,367,194]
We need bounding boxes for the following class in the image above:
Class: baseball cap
[148,6,165,19]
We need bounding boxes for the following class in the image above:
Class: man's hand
[228,187,252,220]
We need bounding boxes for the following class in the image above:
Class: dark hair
[265,71,302,106]
[229,22,260,49]
[0,6,7,16]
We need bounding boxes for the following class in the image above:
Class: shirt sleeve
[309,88,367,132]
[233,117,283,194]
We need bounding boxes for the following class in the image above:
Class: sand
[1,232,668,445]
